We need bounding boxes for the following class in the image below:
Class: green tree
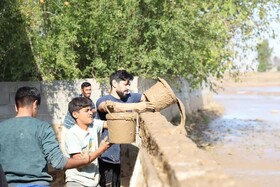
[0,0,279,88]
[257,39,272,72]
[0,0,41,81]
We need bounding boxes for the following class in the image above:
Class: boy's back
[0,117,67,185]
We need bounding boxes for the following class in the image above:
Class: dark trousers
[98,159,120,187]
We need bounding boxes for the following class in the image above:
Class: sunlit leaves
[0,0,279,88]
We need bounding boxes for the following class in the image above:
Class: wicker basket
[106,112,138,144]
[144,77,177,111]
[144,77,186,131]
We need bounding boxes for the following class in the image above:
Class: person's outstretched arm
[63,156,90,169]
[98,100,155,113]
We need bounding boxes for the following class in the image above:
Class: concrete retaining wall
[131,112,235,187]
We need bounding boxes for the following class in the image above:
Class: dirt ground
[187,72,280,187]
[214,71,280,88]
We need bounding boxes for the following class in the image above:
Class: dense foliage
[0,0,279,87]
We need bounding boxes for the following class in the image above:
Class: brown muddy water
[201,86,280,187]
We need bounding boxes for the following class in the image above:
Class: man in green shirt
[0,86,96,187]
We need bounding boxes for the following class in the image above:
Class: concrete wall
[0,79,101,124]
[0,77,211,124]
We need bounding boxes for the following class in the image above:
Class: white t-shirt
[65,119,104,186]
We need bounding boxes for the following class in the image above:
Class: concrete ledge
[138,112,235,187]
[139,147,163,187]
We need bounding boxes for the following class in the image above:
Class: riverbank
[187,72,280,187]
[185,102,224,149]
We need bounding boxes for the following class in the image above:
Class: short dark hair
[15,86,41,108]
[68,97,92,118]
[81,82,91,89]
[109,70,134,87]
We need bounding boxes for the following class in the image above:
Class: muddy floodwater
[205,86,280,187]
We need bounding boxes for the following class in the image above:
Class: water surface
[207,86,280,187]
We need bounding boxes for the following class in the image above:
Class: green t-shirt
[0,117,67,186]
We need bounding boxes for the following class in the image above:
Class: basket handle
[104,100,117,115]
[176,98,186,134]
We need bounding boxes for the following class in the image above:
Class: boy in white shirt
[65,97,111,187]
